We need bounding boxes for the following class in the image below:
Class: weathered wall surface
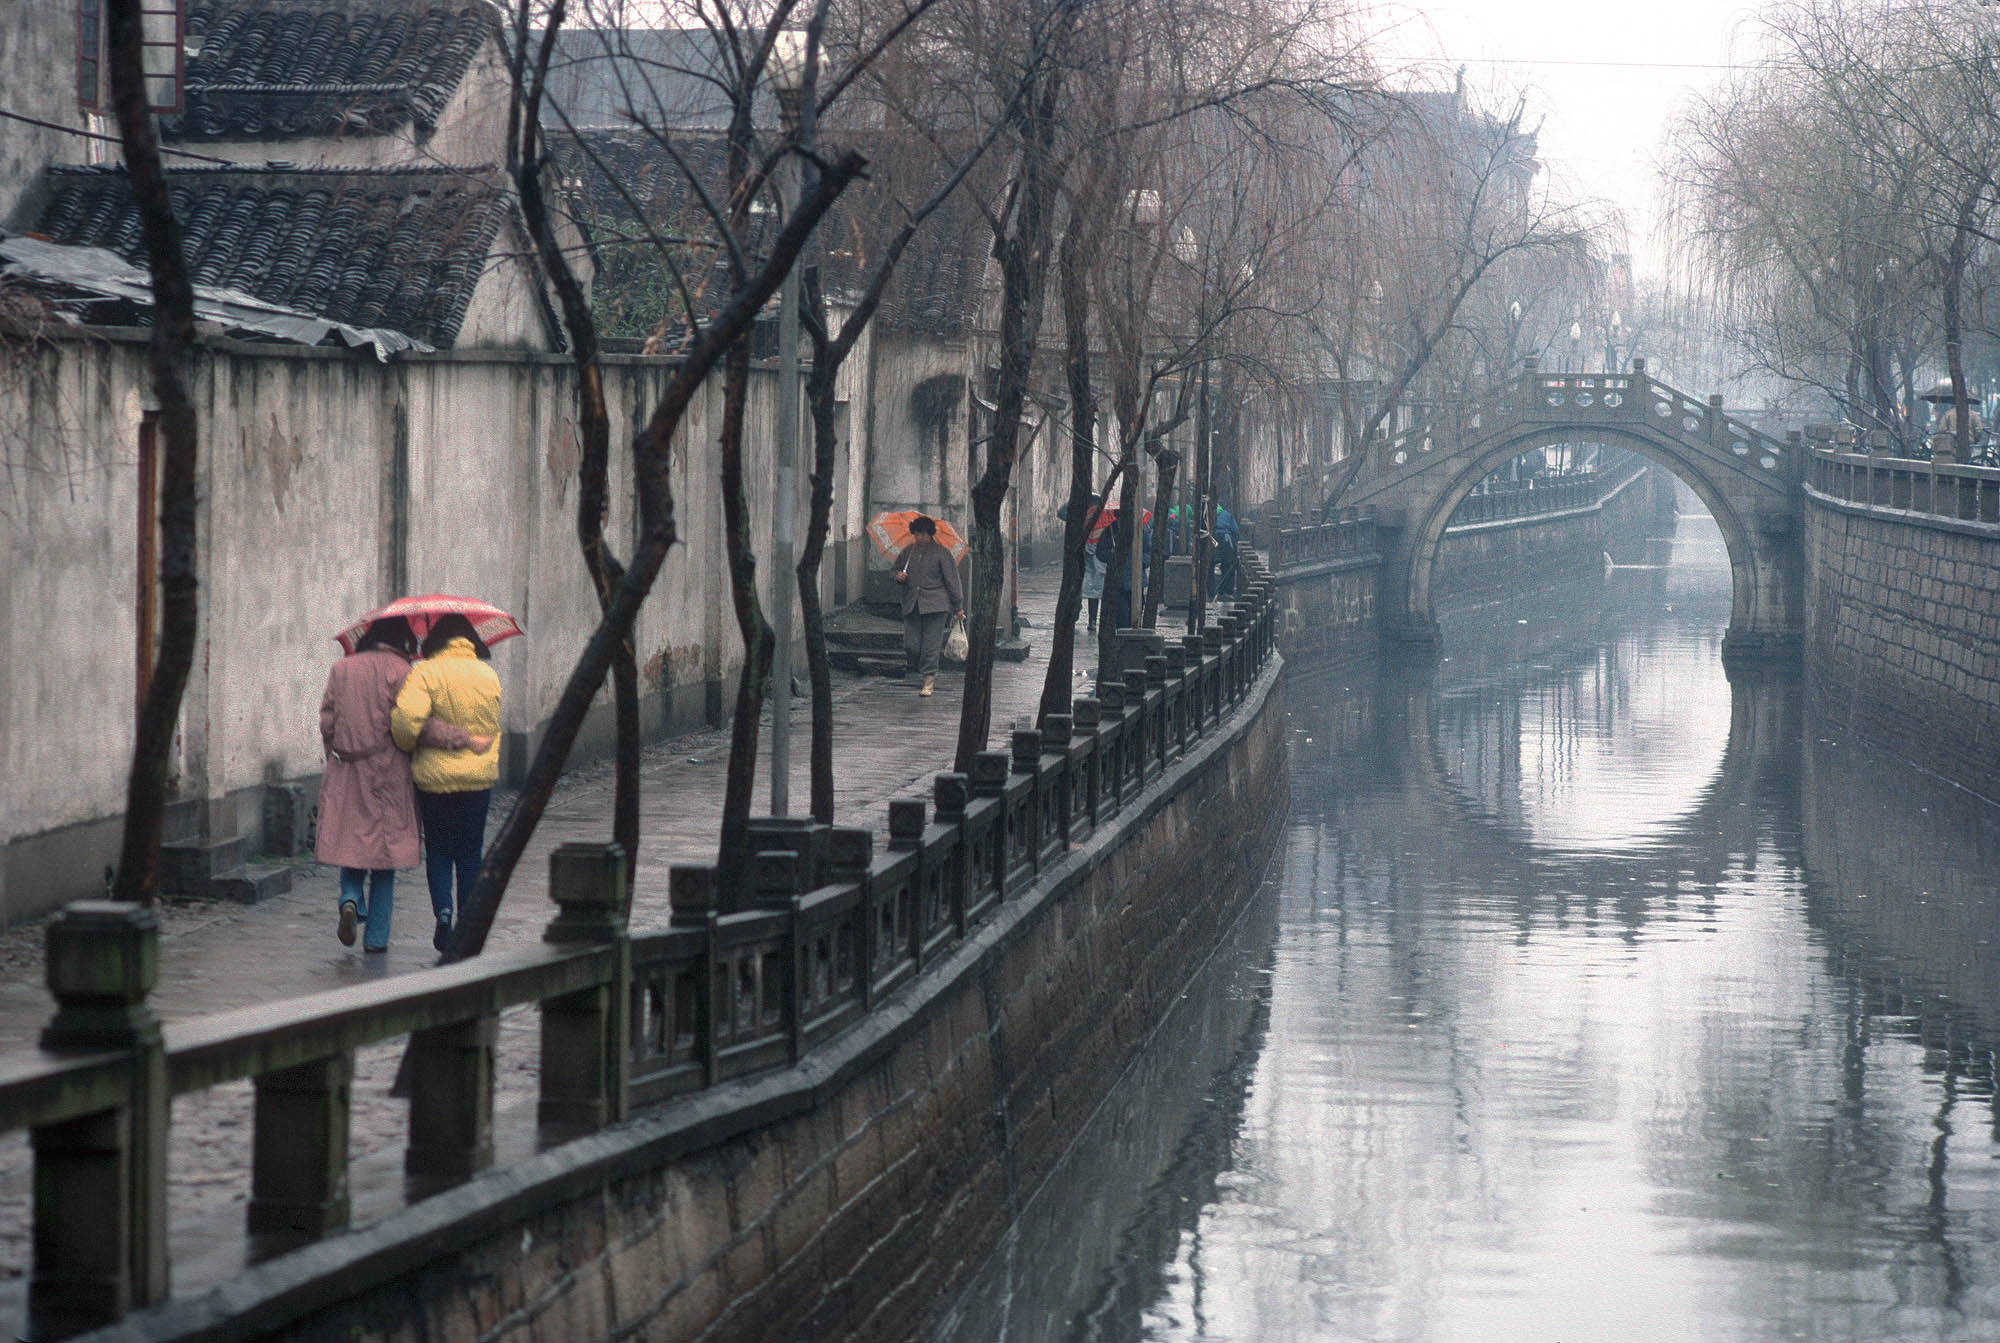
[1274,555,1381,668]
[1805,492,2000,800]
[0,0,90,228]
[0,331,835,925]
[110,662,1289,1343]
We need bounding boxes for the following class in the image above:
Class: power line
[0,106,234,165]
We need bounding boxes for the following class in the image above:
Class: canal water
[945,512,2000,1341]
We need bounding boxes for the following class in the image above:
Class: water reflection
[948,514,2000,1341]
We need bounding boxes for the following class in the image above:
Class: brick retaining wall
[91,662,1288,1343]
[1805,491,2000,800]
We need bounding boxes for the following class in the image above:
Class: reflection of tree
[1061,975,1272,1342]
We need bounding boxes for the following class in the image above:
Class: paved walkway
[0,564,1082,1046]
[0,567,1101,1300]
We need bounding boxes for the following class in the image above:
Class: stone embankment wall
[1430,463,1666,608]
[1805,493,2000,800]
[1269,464,1672,668]
[101,660,1288,1343]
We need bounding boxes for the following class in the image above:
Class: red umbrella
[1086,506,1150,543]
[335,594,523,655]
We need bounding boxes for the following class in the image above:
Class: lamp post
[1567,319,1582,375]
[768,31,807,816]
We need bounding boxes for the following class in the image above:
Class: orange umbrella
[868,510,969,561]
[335,594,523,654]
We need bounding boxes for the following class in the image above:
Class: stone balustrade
[1807,441,2000,527]
[0,555,1278,1341]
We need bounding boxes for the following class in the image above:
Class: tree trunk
[105,0,200,905]
[955,66,1065,774]
[799,335,840,822]
[513,126,640,903]
[1141,447,1179,628]
[718,339,774,899]
[447,151,866,959]
[1037,210,1099,727]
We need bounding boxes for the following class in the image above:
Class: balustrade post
[1095,684,1126,811]
[406,1013,497,1182]
[538,843,632,1141]
[1011,730,1044,869]
[934,774,971,934]
[889,800,928,968]
[969,751,1012,896]
[248,1052,352,1242]
[1040,717,1073,848]
[32,901,168,1340]
[829,828,876,1008]
[1123,669,1151,789]
[1073,698,1104,823]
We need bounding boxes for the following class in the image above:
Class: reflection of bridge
[1340,360,1804,668]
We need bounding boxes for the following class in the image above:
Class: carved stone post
[33,901,168,1339]
[248,1054,351,1240]
[538,843,632,1142]
[934,773,971,936]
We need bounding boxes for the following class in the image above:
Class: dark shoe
[364,943,388,953]
[433,916,453,953]
[338,903,358,947]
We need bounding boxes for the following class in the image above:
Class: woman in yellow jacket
[391,614,502,952]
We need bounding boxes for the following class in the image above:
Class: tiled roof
[163,0,499,142]
[33,165,512,347]
[562,128,993,342]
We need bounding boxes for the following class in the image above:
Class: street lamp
[768,30,807,817]
[1567,319,1582,375]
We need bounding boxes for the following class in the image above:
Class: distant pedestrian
[392,614,502,952]
[1059,496,1108,631]
[893,514,965,697]
[317,617,459,952]
[1213,504,1240,596]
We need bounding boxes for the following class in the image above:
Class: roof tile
[34,165,511,347]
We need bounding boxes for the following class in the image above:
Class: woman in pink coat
[317,618,485,950]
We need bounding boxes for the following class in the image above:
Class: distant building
[3,0,559,351]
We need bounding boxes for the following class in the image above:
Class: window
[78,0,185,114]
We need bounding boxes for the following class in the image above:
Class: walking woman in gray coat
[893,515,966,696]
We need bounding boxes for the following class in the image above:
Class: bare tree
[1315,86,1602,510]
[103,0,200,905]
[450,0,869,954]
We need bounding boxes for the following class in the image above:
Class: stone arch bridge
[1338,360,1804,668]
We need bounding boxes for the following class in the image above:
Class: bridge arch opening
[1403,426,1760,647]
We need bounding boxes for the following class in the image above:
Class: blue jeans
[417,788,491,924]
[337,868,395,950]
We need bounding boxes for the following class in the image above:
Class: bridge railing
[0,557,1280,1341]
[1372,362,1800,490]
[1448,452,1651,529]
[1265,506,1378,571]
[1807,446,2000,525]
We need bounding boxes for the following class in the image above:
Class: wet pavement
[949,515,2000,1342]
[0,565,1089,1301]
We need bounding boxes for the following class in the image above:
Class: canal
[946,512,2000,1341]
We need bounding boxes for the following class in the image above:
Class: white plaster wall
[0,335,795,870]
[1,342,141,834]
[0,0,93,226]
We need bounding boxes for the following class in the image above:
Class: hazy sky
[1371,1,1770,277]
